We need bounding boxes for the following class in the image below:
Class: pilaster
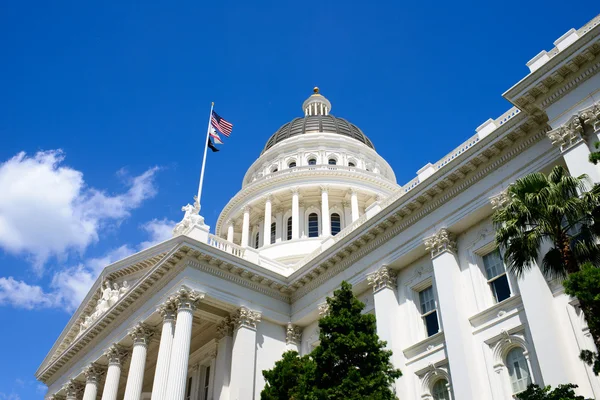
[286,323,302,352]
[230,307,261,400]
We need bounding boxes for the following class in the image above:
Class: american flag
[211,110,233,137]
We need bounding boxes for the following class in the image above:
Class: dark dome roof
[262,114,375,154]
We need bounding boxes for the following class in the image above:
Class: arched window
[328,158,337,165]
[308,213,319,237]
[271,167,278,173]
[506,348,531,394]
[331,213,341,236]
[348,161,356,167]
[432,379,450,400]
[270,222,276,244]
[287,217,293,240]
[288,161,296,168]
[254,232,260,249]
[308,158,317,166]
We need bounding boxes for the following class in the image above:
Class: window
[185,376,193,400]
[308,213,319,237]
[287,217,293,240]
[483,249,511,303]
[203,366,211,400]
[288,161,296,168]
[348,161,356,167]
[331,213,341,235]
[254,232,260,249]
[432,379,450,400]
[271,167,278,173]
[308,158,317,165]
[328,158,337,165]
[419,287,439,337]
[270,222,276,244]
[506,348,531,394]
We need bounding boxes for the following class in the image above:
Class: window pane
[204,365,211,399]
[308,158,316,165]
[492,275,511,302]
[432,379,450,400]
[289,161,296,168]
[308,213,319,238]
[424,311,439,337]
[185,376,193,399]
[270,223,276,244]
[331,213,341,235]
[419,287,436,314]
[483,249,505,279]
[328,159,336,165]
[287,217,292,240]
[254,233,259,249]
[506,348,531,394]
[348,162,355,167]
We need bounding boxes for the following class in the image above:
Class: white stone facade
[37,14,600,400]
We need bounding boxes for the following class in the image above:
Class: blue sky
[0,1,598,398]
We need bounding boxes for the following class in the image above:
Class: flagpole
[196,101,214,212]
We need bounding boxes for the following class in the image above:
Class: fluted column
[100,344,128,400]
[63,380,83,400]
[226,220,235,243]
[350,189,359,222]
[123,323,154,400]
[165,288,205,400]
[213,317,234,400]
[229,307,261,400]
[286,323,302,352]
[82,364,104,400]
[241,206,251,247]
[291,188,300,239]
[151,300,177,400]
[320,186,331,237]
[263,195,272,246]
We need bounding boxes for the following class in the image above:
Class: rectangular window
[185,376,193,400]
[419,287,439,337]
[483,249,511,303]
[203,365,211,400]
[270,222,276,244]
[287,217,292,240]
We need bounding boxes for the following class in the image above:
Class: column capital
[216,316,234,339]
[128,322,156,346]
[318,302,330,316]
[320,184,329,193]
[170,287,205,312]
[547,117,585,152]
[424,228,457,258]
[62,379,84,398]
[104,343,128,366]
[232,306,261,330]
[83,363,106,384]
[349,188,358,196]
[157,299,177,321]
[263,194,273,203]
[286,323,302,346]
[242,205,251,214]
[367,265,397,293]
[490,189,510,210]
[225,219,234,228]
[290,186,300,195]
[580,102,600,132]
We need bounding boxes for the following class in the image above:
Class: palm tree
[493,165,600,278]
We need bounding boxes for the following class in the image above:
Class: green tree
[516,384,591,400]
[493,165,600,277]
[261,281,401,400]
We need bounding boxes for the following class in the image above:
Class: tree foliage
[516,384,591,400]
[261,281,401,400]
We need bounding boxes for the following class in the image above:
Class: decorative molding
[83,363,105,384]
[170,286,205,312]
[318,302,329,316]
[128,322,155,346]
[580,102,600,132]
[419,364,451,399]
[547,116,584,152]
[216,316,234,339]
[62,380,84,398]
[232,306,262,330]
[424,228,457,258]
[104,343,128,366]
[320,184,329,193]
[490,189,509,210]
[157,299,177,322]
[286,323,302,346]
[366,265,397,293]
[77,280,130,338]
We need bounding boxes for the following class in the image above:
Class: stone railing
[207,234,245,258]
[434,133,480,170]
[246,164,390,186]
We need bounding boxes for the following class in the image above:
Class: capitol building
[37,13,600,400]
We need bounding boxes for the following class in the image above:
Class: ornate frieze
[216,316,234,339]
[104,344,128,366]
[424,228,457,258]
[128,323,155,346]
[367,265,397,293]
[286,323,302,346]
[232,306,262,330]
[547,117,584,152]
[489,189,510,210]
[169,287,205,312]
[78,280,131,337]
[173,196,205,236]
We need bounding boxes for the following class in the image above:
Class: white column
[350,189,359,222]
[424,229,488,400]
[291,188,300,240]
[123,323,154,400]
[226,220,235,243]
[229,307,261,400]
[101,345,128,400]
[241,206,251,248]
[151,300,176,400]
[82,365,103,400]
[213,317,234,400]
[165,288,205,400]
[321,186,331,237]
[275,208,283,243]
[263,196,272,246]
[286,323,302,353]
[367,266,411,398]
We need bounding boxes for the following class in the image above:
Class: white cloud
[0,150,159,271]
[138,218,176,250]
[0,277,58,309]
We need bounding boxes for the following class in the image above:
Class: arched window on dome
[308,213,319,237]
[308,158,317,166]
[432,379,451,400]
[271,166,278,173]
[331,213,341,236]
[348,161,356,167]
[328,158,337,165]
[288,161,296,168]
[270,222,276,244]
[254,232,260,249]
[506,348,531,394]
[287,217,293,240]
